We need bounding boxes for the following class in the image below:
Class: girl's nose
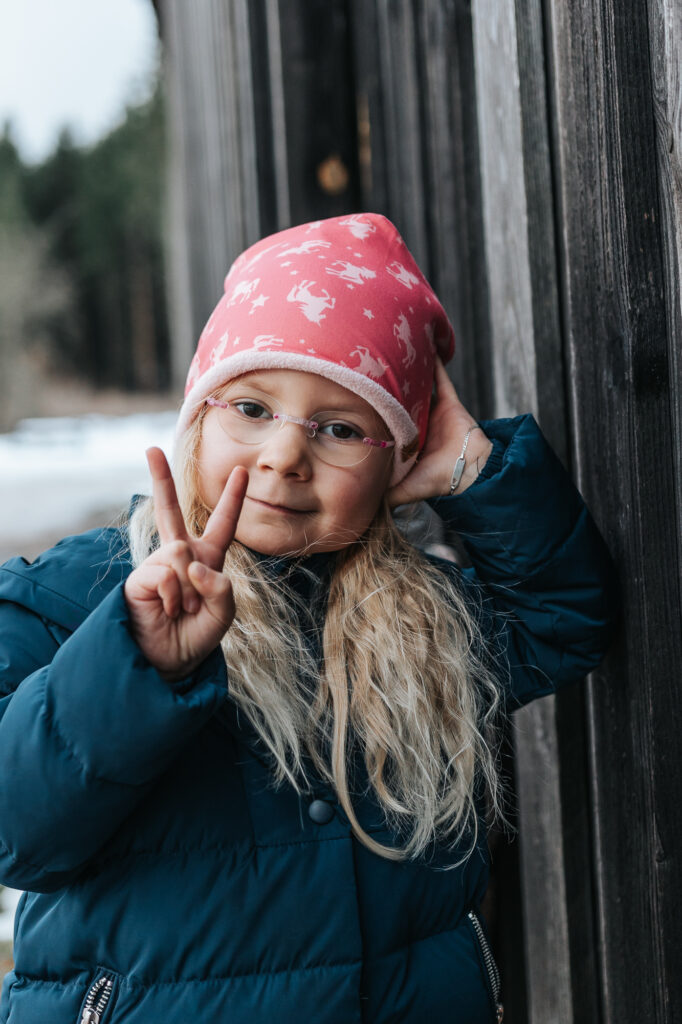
[255,422,313,476]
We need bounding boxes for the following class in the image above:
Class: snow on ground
[0,889,21,943]
[0,410,177,559]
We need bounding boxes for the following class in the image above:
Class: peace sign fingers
[146,447,189,545]
[146,446,202,615]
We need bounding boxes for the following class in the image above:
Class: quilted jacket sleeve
[428,413,620,710]
[0,580,227,893]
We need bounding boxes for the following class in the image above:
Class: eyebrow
[224,374,375,415]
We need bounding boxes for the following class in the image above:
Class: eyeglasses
[205,395,395,468]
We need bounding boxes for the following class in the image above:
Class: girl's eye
[318,421,363,442]
[233,400,272,420]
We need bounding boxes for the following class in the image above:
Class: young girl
[0,213,618,1024]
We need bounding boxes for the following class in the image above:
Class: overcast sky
[0,0,159,163]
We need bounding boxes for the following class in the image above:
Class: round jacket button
[308,799,334,824]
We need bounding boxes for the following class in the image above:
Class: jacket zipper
[467,910,504,1023]
[78,974,114,1024]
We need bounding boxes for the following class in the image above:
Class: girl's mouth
[247,496,310,515]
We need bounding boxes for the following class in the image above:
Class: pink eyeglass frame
[205,397,395,450]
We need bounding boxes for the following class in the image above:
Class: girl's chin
[234,527,348,558]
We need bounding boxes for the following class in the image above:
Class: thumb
[188,562,236,629]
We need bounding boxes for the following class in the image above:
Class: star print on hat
[177,212,456,485]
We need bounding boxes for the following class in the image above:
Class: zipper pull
[497,1004,504,1022]
[81,1012,102,1024]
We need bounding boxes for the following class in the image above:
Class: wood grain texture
[472,0,538,418]
[163,0,261,375]
[544,0,682,1019]
[647,0,682,562]
[415,0,495,418]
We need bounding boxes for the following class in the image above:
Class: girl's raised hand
[386,358,493,508]
[123,448,248,681]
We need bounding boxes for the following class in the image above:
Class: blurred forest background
[0,75,170,433]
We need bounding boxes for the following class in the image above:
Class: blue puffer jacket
[0,414,619,1024]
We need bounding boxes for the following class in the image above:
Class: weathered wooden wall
[159,0,682,1019]
[544,0,682,1019]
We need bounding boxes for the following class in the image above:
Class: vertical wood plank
[415,0,495,419]
[275,0,359,225]
[647,0,682,557]
[470,0,600,1020]
[472,0,538,417]
[263,0,291,228]
[375,0,429,261]
[163,0,262,376]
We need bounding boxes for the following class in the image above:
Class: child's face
[197,369,394,556]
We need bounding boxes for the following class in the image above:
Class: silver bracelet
[449,425,483,495]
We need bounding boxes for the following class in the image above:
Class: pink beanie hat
[177,212,455,484]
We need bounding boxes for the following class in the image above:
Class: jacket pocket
[75,967,122,1024]
[467,909,504,1023]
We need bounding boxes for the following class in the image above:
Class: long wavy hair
[127,400,508,866]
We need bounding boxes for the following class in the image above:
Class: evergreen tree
[0,125,76,430]
[13,75,170,396]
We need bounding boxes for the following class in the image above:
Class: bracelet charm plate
[449,455,466,494]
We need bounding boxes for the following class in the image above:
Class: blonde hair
[127,404,508,865]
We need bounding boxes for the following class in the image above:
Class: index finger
[146,447,188,544]
[201,466,249,566]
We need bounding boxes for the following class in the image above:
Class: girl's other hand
[123,448,248,681]
[387,358,493,508]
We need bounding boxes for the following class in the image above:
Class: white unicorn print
[238,242,282,273]
[393,313,417,368]
[348,345,388,379]
[286,281,336,324]
[339,215,377,240]
[209,331,233,365]
[253,335,285,349]
[325,261,377,286]
[386,261,421,289]
[226,278,260,306]
[280,240,332,256]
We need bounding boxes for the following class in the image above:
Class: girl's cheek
[197,459,226,510]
